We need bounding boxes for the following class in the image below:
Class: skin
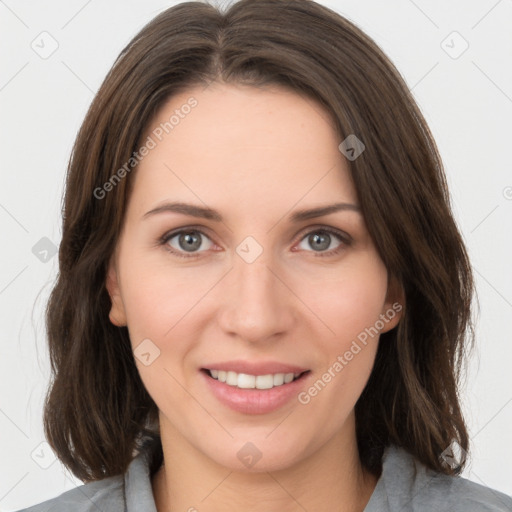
[106,82,403,512]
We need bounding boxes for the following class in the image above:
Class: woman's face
[107,82,402,472]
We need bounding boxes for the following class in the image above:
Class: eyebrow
[142,201,361,223]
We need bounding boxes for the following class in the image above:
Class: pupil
[310,232,330,251]
[177,231,331,253]
[180,232,201,251]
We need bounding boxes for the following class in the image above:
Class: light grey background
[1,0,511,510]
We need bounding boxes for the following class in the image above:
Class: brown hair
[43,0,475,482]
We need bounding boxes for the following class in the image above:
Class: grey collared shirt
[16,445,512,511]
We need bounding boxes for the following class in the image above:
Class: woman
[17,0,512,510]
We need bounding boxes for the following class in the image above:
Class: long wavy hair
[43,0,475,482]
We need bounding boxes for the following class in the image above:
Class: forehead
[144,82,341,156]
[130,82,358,219]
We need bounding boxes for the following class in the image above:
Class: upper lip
[202,360,310,376]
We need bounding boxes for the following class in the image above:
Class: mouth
[199,360,312,414]
[201,368,310,390]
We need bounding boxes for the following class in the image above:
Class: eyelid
[293,225,352,258]
[157,225,217,258]
[295,224,352,244]
[158,224,352,258]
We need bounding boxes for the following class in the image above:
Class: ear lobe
[105,259,127,327]
[380,275,405,333]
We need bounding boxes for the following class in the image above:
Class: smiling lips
[207,369,304,389]
[200,359,311,413]
[202,360,309,390]
[200,360,312,414]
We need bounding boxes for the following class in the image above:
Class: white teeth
[226,371,238,386]
[238,373,256,388]
[256,374,273,389]
[273,373,284,386]
[208,370,302,389]
[284,373,294,384]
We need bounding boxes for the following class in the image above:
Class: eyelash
[158,226,352,259]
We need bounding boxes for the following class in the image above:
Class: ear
[105,256,127,327]
[379,274,405,334]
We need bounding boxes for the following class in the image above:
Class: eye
[295,227,350,257]
[159,226,351,259]
[161,229,214,258]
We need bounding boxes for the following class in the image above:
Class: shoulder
[14,475,124,512]
[366,444,512,512]
[15,451,154,512]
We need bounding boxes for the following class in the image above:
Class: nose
[216,247,296,344]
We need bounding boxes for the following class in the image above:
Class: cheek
[297,256,388,345]
[294,266,386,424]
[119,259,208,403]
[119,253,206,335]
[117,254,222,381]
[120,245,388,343]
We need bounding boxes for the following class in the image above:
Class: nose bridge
[218,243,294,342]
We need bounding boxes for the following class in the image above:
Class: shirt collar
[122,444,410,511]
[124,449,158,512]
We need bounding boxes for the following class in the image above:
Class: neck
[152,413,378,512]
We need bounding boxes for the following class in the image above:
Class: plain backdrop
[1,0,511,510]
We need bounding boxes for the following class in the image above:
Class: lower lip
[200,369,311,415]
